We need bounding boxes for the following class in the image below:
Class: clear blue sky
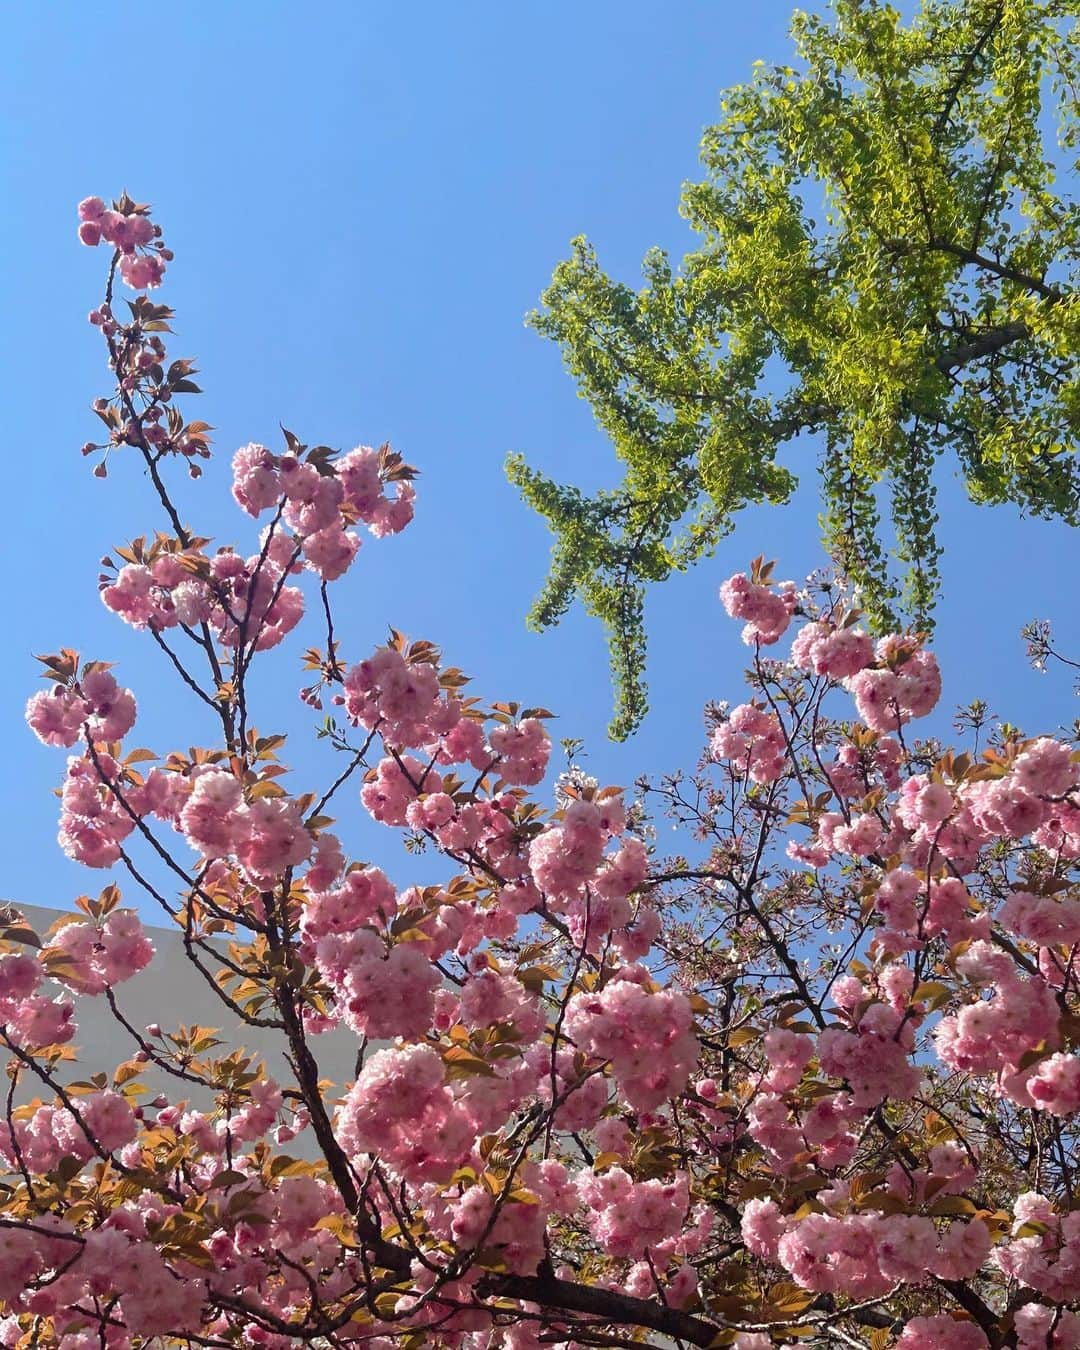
[2,2,1077,918]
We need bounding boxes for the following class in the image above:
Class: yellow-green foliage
[510,0,1080,738]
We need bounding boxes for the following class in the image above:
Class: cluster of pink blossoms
[156,1077,285,1160]
[0,1090,136,1175]
[56,751,136,868]
[790,618,875,678]
[342,659,659,964]
[46,749,315,884]
[858,644,939,731]
[93,441,416,657]
[1001,887,1080,947]
[965,736,1080,860]
[879,736,1080,878]
[25,668,151,870]
[232,442,414,582]
[311,928,439,1040]
[77,197,167,290]
[720,574,1080,913]
[934,940,1064,1101]
[844,636,942,733]
[336,1044,476,1184]
[816,1010,921,1107]
[332,1036,710,1284]
[47,737,312,881]
[710,703,786,783]
[895,1317,991,1349]
[719,570,797,644]
[344,646,550,780]
[710,566,1080,1331]
[26,669,137,749]
[747,1084,851,1172]
[47,910,154,995]
[101,541,305,652]
[719,568,943,748]
[828,735,903,797]
[456,961,545,1041]
[296,841,552,1057]
[996,1193,1080,1309]
[527,795,657,954]
[446,1184,547,1275]
[1011,1304,1080,1350]
[0,1081,326,1338]
[343,646,450,745]
[179,768,312,886]
[815,807,885,858]
[741,1195,990,1297]
[0,907,152,1057]
[361,753,446,825]
[576,1168,691,1260]
[563,967,699,1112]
[0,950,74,1052]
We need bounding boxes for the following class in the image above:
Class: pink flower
[720,572,793,645]
[896,1315,988,1349]
[776,1213,892,1295]
[234,795,312,884]
[336,1044,472,1184]
[1013,736,1078,797]
[762,1028,814,1091]
[932,1219,992,1280]
[564,972,698,1111]
[875,1214,937,1283]
[101,563,157,629]
[711,703,785,783]
[26,688,88,747]
[315,931,437,1039]
[489,718,551,786]
[790,620,874,679]
[740,1197,786,1261]
[8,995,76,1049]
[576,1167,689,1259]
[344,647,441,746]
[231,443,281,516]
[361,754,443,826]
[337,446,383,516]
[369,481,415,536]
[119,253,165,290]
[302,523,360,580]
[81,669,137,741]
[1026,1053,1080,1116]
[180,769,244,859]
[49,910,154,994]
[0,952,42,1007]
[1014,1304,1080,1349]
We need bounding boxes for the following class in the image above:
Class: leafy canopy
[509,0,1080,739]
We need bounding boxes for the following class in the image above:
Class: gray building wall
[13,905,360,1153]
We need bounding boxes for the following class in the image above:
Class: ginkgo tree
[511,0,1080,738]
[4,192,1080,1350]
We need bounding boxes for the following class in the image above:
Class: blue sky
[2,2,1077,920]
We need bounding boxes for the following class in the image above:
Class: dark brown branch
[478,1273,718,1348]
[932,3,1006,141]
[925,238,1061,300]
[936,319,1031,372]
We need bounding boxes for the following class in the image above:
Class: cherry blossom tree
[5,194,1080,1350]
